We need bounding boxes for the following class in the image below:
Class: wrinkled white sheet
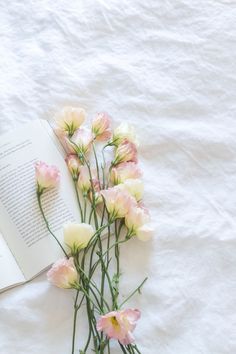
[1,0,236,353]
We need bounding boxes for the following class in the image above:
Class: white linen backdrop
[0,1,236,353]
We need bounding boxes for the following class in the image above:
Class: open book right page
[0,119,85,283]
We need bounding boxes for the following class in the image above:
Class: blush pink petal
[47,257,78,289]
[125,206,150,233]
[77,165,91,193]
[101,186,136,219]
[96,309,141,345]
[65,154,81,179]
[113,139,138,165]
[110,162,142,184]
[71,128,93,154]
[92,112,112,141]
[35,161,60,190]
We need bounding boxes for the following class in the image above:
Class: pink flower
[96,309,141,345]
[113,139,138,165]
[92,112,112,141]
[53,129,75,154]
[54,106,86,136]
[77,165,91,194]
[65,154,81,180]
[47,257,78,289]
[71,128,93,155]
[125,206,150,233]
[35,161,60,193]
[101,186,136,220]
[125,206,154,241]
[110,162,142,185]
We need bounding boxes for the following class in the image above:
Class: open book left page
[0,119,83,289]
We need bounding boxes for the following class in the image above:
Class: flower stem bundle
[35,108,154,353]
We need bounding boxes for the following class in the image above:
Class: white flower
[123,179,144,201]
[54,106,86,136]
[64,222,95,250]
[136,224,154,241]
[112,123,138,146]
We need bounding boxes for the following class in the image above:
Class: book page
[0,120,83,281]
[0,232,25,290]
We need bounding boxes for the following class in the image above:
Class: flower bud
[65,154,81,180]
[92,112,112,141]
[113,139,138,165]
[77,166,91,194]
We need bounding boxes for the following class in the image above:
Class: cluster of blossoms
[35,106,154,354]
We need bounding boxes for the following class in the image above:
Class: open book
[0,120,86,292]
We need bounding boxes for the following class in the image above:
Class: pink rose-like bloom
[65,154,81,180]
[113,139,138,166]
[54,106,86,136]
[35,161,60,193]
[101,186,136,220]
[110,162,142,185]
[77,165,91,194]
[125,206,150,233]
[96,308,141,345]
[92,112,112,141]
[47,257,78,289]
[125,206,154,241]
[71,128,93,155]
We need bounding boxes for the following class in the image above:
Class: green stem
[76,263,110,312]
[89,206,94,223]
[119,277,148,309]
[133,345,142,354]
[83,298,93,352]
[106,224,111,269]
[79,285,101,312]
[114,220,120,309]
[83,196,87,222]
[37,192,68,258]
[85,298,100,353]
[127,345,136,354]
[107,341,111,354]
[71,290,80,354]
[119,343,129,354]
[73,180,83,222]
[92,142,101,189]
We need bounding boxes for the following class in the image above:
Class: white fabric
[0,1,236,353]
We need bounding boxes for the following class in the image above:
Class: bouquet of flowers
[35,107,154,353]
